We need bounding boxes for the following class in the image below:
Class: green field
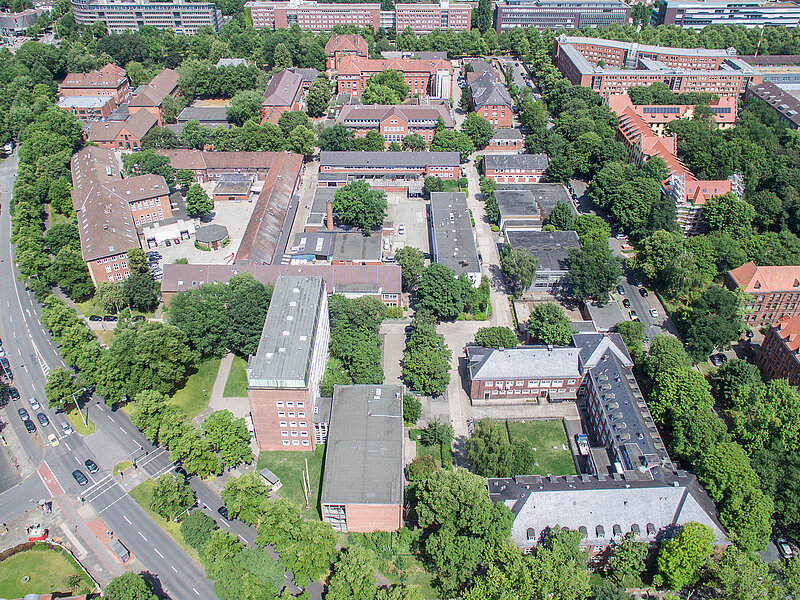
[0,546,94,598]
[169,356,221,418]
[223,355,248,397]
[507,420,577,476]
[129,479,201,562]
[67,407,95,435]
[257,445,325,519]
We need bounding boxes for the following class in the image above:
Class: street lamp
[71,388,88,428]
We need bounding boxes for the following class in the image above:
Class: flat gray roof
[484,153,549,171]
[321,384,404,506]
[247,276,325,388]
[332,232,382,262]
[467,345,581,380]
[320,151,460,168]
[496,183,571,220]
[429,192,480,278]
[585,300,626,333]
[505,230,581,271]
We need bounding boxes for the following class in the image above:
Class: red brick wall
[484,168,545,183]
[344,503,402,532]
[470,376,582,401]
[87,252,131,286]
[477,104,513,128]
[249,388,315,451]
[486,138,523,151]
[129,194,172,226]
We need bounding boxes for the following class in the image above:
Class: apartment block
[726,262,800,326]
[395,0,471,34]
[57,95,116,122]
[70,0,222,33]
[468,70,514,128]
[652,0,800,30]
[494,0,630,32]
[483,154,549,183]
[334,101,454,146]
[88,109,157,151]
[325,34,368,70]
[608,94,736,135]
[755,316,800,387]
[60,64,131,104]
[320,151,460,180]
[746,81,800,130]
[553,35,763,98]
[336,56,453,100]
[247,276,330,451]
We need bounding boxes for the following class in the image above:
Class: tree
[461,113,494,149]
[703,192,755,238]
[574,214,611,245]
[474,326,518,349]
[403,322,451,396]
[649,367,712,423]
[591,580,632,600]
[288,125,316,158]
[150,473,195,521]
[277,111,311,137]
[45,367,80,409]
[567,242,622,302]
[548,201,575,230]
[226,89,263,126]
[644,335,691,382]
[169,428,222,478]
[608,532,647,583]
[363,69,408,104]
[416,263,469,321]
[403,133,425,151]
[499,244,538,298]
[709,358,763,406]
[395,246,425,291]
[403,393,422,425]
[333,180,387,234]
[678,287,744,361]
[527,302,572,346]
[176,169,195,189]
[419,418,454,448]
[459,85,471,113]
[221,473,271,526]
[353,129,385,152]
[655,522,715,591]
[103,572,157,600]
[123,271,159,312]
[615,320,645,358]
[430,129,475,161]
[50,249,94,299]
[466,418,514,478]
[141,126,179,150]
[306,73,331,118]
[474,0,492,31]
[318,124,353,151]
[180,509,217,550]
[710,546,777,600]
[122,149,174,186]
[48,176,74,216]
[128,247,152,275]
[186,183,213,218]
[202,410,253,468]
[45,222,79,254]
[130,390,169,441]
[326,546,377,600]
[273,43,292,69]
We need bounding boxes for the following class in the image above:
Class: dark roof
[747,80,800,128]
[332,232,382,262]
[336,102,455,128]
[469,71,513,109]
[429,192,480,278]
[262,68,318,107]
[321,384,404,506]
[195,224,229,243]
[491,128,524,140]
[320,151,460,168]
[213,173,253,196]
[129,68,178,107]
[505,230,581,271]
[291,231,335,257]
[177,105,231,124]
[484,153,550,171]
[88,109,156,142]
[496,183,571,220]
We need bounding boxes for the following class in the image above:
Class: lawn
[129,479,201,563]
[96,330,115,347]
[67,407,95,435]
[0,545,95,598]
[48,204,72,227]
[257,445,325,519]
[223,355,248,397]
[168,356,221,418]
[410,429,452,468]
[507,420,577,476]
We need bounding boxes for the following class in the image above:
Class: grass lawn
[129,479,201,563]
[168,356,221,418]
[441,179,461,192]
[507,420,577,476]
[113,460,131,476]
[76,297,103,318]
[223,355,248,397]
[48,204,72,227]
[257,445,325,519]
[0,546,94,598]
[96,330,115,347]
[67,407,95,435]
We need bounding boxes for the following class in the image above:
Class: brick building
[468,71,514,128]
[87,109,157,150]
[246,0,381,31]
[652,0,800,30]
[608,94,736,135]
[128,68,180,126]
[755,316,800,387]
[334,101,454,146]
[321,384,404,533]
[325,34,368,70]
[726,262,800,326]
[553,35,763,98]
[159,149,298,182]
[494,0,630,32]
[70,0,222,33]
[394,0,471,34]
[319,151,460,180]
[57,95,116,122]
[247,275,330,451]
[486,128,524,151]
[260,67,319,124]
[59,64,131,104]
[483,154,549,183]
[336,56,453,100]
[746,81,800,130]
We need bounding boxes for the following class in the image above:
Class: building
[337,56,453,100]
[483,154,549,183]
[608,94,736,135]
[331,233,382,265]
[486,128,524,151]
[652,0,800,30]
[160,262,402,306]
[212,174,254,202]
[59,64,131,104]
[494,0,630,32]
[195,224,230,250]
[70,147,173,285]
[553,35,763,99]
[87,109,157,150]
[429,192,481,286]
[495,183,571,232]
[159,149,299,182]
[260,67,319,124]
[320,384,404,533]
[466,345,582,404]
[726,261,800,326]
[468,71,514,128]
[326,34,368,70]
[215,58,250,67]
[504,230,581,294]
[319,151,460,182]
[70,0,222,33]
[247,276,330,451]
[175,105,232,134]
[128,68,180,126]
[0,9,39,34]
[334,102,455,147]
[746,81,800,130]
[394,0,471,34]
[756,316,800,387]
[57,95,116,122]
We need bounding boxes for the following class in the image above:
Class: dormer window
[754,281,761,289]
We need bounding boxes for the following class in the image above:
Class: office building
[337,55,453,100]
[334,101,454,146]
[652,0,800,30]
[395,0,471,34]
[0,8,39,34]
[319,151,460,180]
[503,230,580,294]
[320,384,404,533]
[87,109,157,150]
[483,154,549,183]
[247,276,330,451]
[325,34,368,70]
[495,0,630,32]
[608,94,736,135]
[468,70,514,128]
[756,316,800,387]
[429,192,481,286]
[60,64,131,104]
[70,0,222,33]
[726,261,800,326]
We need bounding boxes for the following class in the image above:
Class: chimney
[326,200,334,230]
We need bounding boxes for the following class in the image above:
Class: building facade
[334,102,454,146]
[652,0,800,30]
[260,67,318,124]
[504,229,581,294]
[337,56,453,100]
[395,0,471,34]
[60,64,131,104]
[726,262,800,326]
[70,0,222,33]
[319,151,460,180]
[247,276,330,451]
[746,81,800,130]
[484,154,549,183]
[494,0,630,32]
[468,71,514,128]
[57,95,116,122]
[755,316,800,387]
[486,128,524,151]
[88,109,157,150]
[325,34,368,70]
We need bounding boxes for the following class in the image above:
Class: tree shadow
[140,571,166,598]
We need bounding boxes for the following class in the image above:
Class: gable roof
[262,67,319,108]
[572,332,632,371]
[88,109,157,143]
[337,55,452,77]
[325,33,368,56]
[336,102,454,128]
[728,261,800,294]
[129,68,179,107]
[773,316,800,355]
[61,64,127,90]
[469,71,513,109]
[467,345,581,380]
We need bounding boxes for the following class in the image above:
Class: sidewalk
[191,352,249,428]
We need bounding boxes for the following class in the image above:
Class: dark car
[175,465,189,480]
[616,285,625,295]
[89,315,102,322]
[84,459,98,474]
[638,288,649,298]
[36,413,49,426]
[217,506,229,520]
[746,330,754,339]
[622,298,631,308]
[710,354,723,366]
[103,315,117,322]
[24,419,36,433]
[132,315,145,322]
[0,357,11,379]
[164,239,171,247]
[72,470,88,486]
[17,407,29,421]
[8,387,19,401]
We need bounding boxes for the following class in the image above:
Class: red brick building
[468,70,514,128]
[87,110,157,151]
[755,316,800,387]
[485,128,524,151]
[336,56,453,100]
[60,64,131,104]
[246,0,381,31]
[395,1,471,34]
[260,67,319,124]
[159,149,296,183]
[247,275,330,451]
[334,102,454,146]
[483,153,549,183]
[726,262,800,326]
[128,68,180,126]
[319,151,460,180]
[325,34,368,70]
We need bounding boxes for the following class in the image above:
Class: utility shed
[321,384,404,533]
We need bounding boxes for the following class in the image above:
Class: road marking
[171,565,178,573]
[75,457,82,465]
[83,474,112,495]
[123,515,132,525]
[63,442,70,451]
[192,588,199,596]
[220,519,230,528]
[119,426,126,434]
[237,533,246,543]
[97,494,126,514]
[138,532,148,541]
[30,383,36,391]
[155,548,164,558]
[107,415,115,422]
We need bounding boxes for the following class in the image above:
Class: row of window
[484,378,577,388]
[275,401,304,408]
[279,421,307,428]
[134,211,164,225]
[277,411,306,418]
[282,439,310,446]
[280,430,308,437]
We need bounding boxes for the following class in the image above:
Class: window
[292,440,300,446]
[298,412,306,418]
[276,402,284,407]
[291,431,298,437]
[283,440,290,446]
[299,422,307,427]
[280,421,287,427]
[287,402,294,407]
[297,402,304,407]
[281,431,288,437]
[302,440,310,446]
[278,412,285,417]
[301,431,308,437]
[288,412,295,417]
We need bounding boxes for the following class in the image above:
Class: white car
[28,397,40,410]
[650,309,659,318]
[398,224,405,235]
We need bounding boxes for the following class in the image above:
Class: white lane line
[193,588,199,596]
[123,515,132,525]
[75,457,82,465]
[63,442,70,451]
[138,532,148,541]
[107,415,115,422]
[220,519,230,528]
[237,534,246,543]
[30,383,36,391]
[155,548,164,558]
[97,493,127,514]
[171,565,178,573]
[119,426,126,434]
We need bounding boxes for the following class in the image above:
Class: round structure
[195,224,230,250]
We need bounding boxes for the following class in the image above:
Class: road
[0,151,218,599]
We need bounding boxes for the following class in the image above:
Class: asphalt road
[0,152,218,600]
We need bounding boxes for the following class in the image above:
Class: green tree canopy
[500,244,538,298]
[567,242,622,302]
[202,409,253,468]
[461,112,494,149]
[655,522,715,591]
[103,572,158,600]
[333,180,388,234]
[475,326,518,349]
[395,246,425,291]
[527,302,572,346]
[150,473,195,521]
[186,183,213,217]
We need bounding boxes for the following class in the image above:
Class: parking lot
[385,192,430,257]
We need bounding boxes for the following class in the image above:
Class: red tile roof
[337,55,452,77]
[728,261,800,294]
[773,315,800,354]
[325,34,368,57]
[61,64,127,90]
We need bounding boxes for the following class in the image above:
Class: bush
[181,509,217,550]
[403,394,422,425]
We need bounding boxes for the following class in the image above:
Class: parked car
[24,420,36,433]
[84,459,99,474]
[778,539,794,560]
[60,421,73,435]
[17,408,29,421]
[89,315,102,322]
[8,387,19,401]
[103,315,117,322]
[398,224,405,235]
[36,413,49,427]
[629,310,639,322]
[165,239,171,247]
[217,505,229,520]
[615,233,627,240]
[72,470,88,486]
[710,354,723,366]
[0,347,5,358]
[28,397,40,410]
[639,288,649,298]
[132,315,145,322]
[746,330,754,339]
[0,357,11,379]
[650,309,659,318]
[622,298,631,308]
[47,433,59,447]
[616,285,625,295]
[174,237,181,244]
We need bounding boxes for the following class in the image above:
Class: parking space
[385,193,430,257]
